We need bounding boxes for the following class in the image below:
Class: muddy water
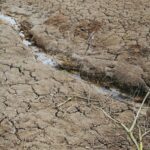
[0,13,58,66]
[21,36,58,67]
[0,13,131,101]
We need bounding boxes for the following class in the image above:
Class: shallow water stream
[0,13,131,101]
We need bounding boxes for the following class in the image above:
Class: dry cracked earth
[0,0,150,150]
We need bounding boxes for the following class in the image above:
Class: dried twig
[99,90,150,150]
[141,130,150,138]
[85,31,95,54]
[56,97,72,108]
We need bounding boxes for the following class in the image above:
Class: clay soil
[0,0,150,150]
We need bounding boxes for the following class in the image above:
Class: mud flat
[0,12,135,150]
[2,0,149,96]
[1,0,150,96]
[0,12,131,101]
[0,1,150,150]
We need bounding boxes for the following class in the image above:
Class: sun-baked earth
[0,0,150,150]
[1,0,150,95]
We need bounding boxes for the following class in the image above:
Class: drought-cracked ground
[0,22,136,150]
[1,0,150,95]
[0,0,150,150]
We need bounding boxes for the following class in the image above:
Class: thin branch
[142,130,150,138]
[73,95,99,102]
[99,107,119,124]
[130,91,150,132]
[138,125,142,141]
[98,107,129,132]
[85,31,95,54]
[98,106,139,149]
[56,97,72,108]
[98,90,150,150]
[128,132,140,150]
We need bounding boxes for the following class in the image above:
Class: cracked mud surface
[0,21,134,150]
[1,0,150,96]
[0,24,138,150]
[0,0,150,150]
